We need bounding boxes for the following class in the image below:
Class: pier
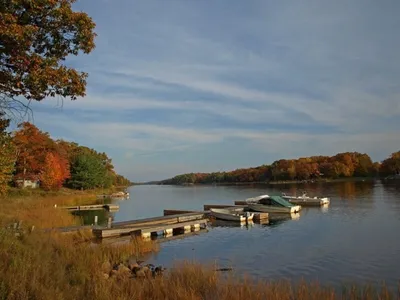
[92,212,208,239]
[59,204,119,212]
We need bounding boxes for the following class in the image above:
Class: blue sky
[26,0,400,181]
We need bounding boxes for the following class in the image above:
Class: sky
[24,0,400,182]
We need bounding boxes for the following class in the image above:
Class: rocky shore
[102,259,166,280]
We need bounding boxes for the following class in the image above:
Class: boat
[247,195,301,214]
[111,191,129,198]
[210,208,254,222]
[281,192,330,206]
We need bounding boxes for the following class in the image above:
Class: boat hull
[210,208,254,222]
[248,204,301,214]
[282,196,330,206]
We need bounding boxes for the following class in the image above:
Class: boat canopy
[268,195,295,207]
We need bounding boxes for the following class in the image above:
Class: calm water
[110,181,400,288]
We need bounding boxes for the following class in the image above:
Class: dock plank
[141,219,208,234]
[93,218,209,238]
[113,212,207,228]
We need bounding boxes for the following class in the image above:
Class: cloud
[26,0,400,181]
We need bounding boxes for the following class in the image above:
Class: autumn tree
[13,122,55,183]
[0,113,15,195]
[0,0,96,116]
[380,151,400,176]
[40,152,69,190]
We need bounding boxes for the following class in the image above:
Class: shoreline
[154,177,378,187]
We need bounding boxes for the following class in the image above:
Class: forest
[161,151,400,185]
[0,114,131,195]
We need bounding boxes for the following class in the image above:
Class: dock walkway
[59,204,119,211]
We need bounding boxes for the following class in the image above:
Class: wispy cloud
[27,0,400,180]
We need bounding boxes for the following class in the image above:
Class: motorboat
[247,195,301,214]
[210,208,254,222]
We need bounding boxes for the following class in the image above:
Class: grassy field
[0,189,397,300]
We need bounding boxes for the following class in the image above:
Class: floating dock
[286,198,330,207]
[59,204,119,212]
[93,212,208,239]
[234,199,329,207]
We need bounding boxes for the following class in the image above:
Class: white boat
[210,208,254,222]
[281,192,330,206]
[247,195,301,214]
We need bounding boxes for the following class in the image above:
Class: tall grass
[0,188,101,228]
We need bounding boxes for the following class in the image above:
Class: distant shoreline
[150,177,378,186]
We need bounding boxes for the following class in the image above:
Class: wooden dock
[59,204,119,212]
[287,198,330,207]
[235,199,329,207]
[93,212,209,238]
[163,209,203,216]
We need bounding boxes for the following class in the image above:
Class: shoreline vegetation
[158,151,400,186]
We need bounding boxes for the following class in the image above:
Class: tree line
[0,114,131,195]
[161,151,400,185]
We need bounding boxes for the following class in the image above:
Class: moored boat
[210,208,254,222]
[247,195,301,214]
[282,192,330,206]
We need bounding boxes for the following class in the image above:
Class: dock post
[184,225,191,233]
[164,228,173,236]
[107,217,112,228]
[141,232,151,239]
[191,224,200,231]
[94,216,98,226]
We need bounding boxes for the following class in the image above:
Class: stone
[128,262,140,271]
[116,264,131,273]
[141,266,151,275]
[135,269,146,278]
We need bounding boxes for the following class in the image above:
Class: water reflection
[72,209,111,226]
[211,219,255,229]
[381,180,400,215]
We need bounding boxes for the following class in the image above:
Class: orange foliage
[40,152,70,190]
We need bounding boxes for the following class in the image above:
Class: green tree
[0,114,15,195]
[0,0,96,115]
[68,153,111,190]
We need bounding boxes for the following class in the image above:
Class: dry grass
[0,188,101,228]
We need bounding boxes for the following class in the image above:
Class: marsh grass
[0,188,102,228]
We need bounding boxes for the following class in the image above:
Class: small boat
[111,191,130,198]
[247,195,301,214]
[210,208,254,222]
[281,192,330,206]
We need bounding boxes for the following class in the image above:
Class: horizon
[17,0,400,181]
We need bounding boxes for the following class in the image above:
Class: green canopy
[269,195,295,208]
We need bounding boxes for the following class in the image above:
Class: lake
[110,180,400,289]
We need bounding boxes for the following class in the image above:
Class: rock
[141,266,151,275]
[116,264,131,273]
[128,262,140,271]
[101,261,112,274]
[135,269,146,278]
[152,266,165,277]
